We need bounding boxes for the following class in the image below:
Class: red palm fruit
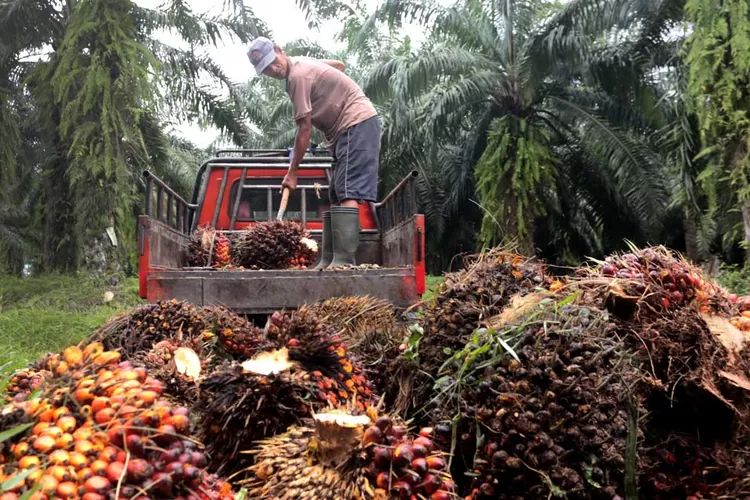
[127,459,153,482]
[411,444,429,459]
[413,437,434,451]
[426,456,446,471]
[373,447,392,468]
[56,481,78,499]
[431,492,450,500]
[363,426,383,445]
[106,462,125,483]
[376,472,390,489]
[419,427,433,438]
[411,458,428,476]
[125,434,144,455]
[392,481,413,500]
[393,444,414,467]
[82,494,106,500]
[420,473,441,494]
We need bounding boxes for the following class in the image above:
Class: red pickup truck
[137,149,426,315]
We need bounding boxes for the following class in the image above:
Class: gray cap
[247,37,277,75]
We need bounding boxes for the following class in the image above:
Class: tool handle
[276,187,291,220]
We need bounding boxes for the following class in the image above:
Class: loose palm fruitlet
[574,245,735,317]
[186,225,231,268]
[267,308,374,410]
[230,220,318,270]
[0,342,234,500]
[242,409,457,500]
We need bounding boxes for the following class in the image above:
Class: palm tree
[0,0,267,272]
[363,0,678,257]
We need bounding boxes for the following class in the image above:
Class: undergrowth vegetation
[0,275,141,371]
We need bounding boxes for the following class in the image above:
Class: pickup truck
[137,148,426,315]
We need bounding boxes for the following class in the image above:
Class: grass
[0,275,143,373]
[424,275,445,302]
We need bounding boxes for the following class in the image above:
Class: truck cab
[137,149,426,314]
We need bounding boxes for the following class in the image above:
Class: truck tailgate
[146,268,418,314]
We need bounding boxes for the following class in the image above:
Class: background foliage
[1,0,750,276]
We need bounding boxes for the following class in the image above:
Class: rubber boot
[311,211,333,270]
[329,206,360,268]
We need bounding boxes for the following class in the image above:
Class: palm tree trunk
[683,213,701,264]
[741,198,750,267]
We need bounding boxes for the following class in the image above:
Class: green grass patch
[423,275,446,302]
[0,275,143,372]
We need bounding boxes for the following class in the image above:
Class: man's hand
[282,171,298,191]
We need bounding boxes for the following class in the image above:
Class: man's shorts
[329,115,382,204]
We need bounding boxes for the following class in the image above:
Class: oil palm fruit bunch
[136,340,204,406]
[291,236,319,269]
[419,250,548,367]
[196,350,313,476]
[267,308,375,411]
[242,408,457,500]
[91,300,211,359]
[241,412,373,499]
[230,220,310,270]
[186,225,231,268]
[574,245,734,316]
[0,342,235,500]
[205,305,274,359]
[305,297,403,396]
[454,303,642,499]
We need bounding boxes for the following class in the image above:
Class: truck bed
[146,267,418,314]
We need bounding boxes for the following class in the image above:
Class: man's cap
[247,37,276,75]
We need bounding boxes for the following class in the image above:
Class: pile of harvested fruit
[0,342,234,500]
[3,244,750,499]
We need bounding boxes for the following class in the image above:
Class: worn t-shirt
[286,56,377,148]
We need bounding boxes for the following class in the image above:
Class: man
[247,36,382,270]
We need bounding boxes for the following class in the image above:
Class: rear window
[227,177,329,222]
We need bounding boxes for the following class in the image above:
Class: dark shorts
[329,115,382,204]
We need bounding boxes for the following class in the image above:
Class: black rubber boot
[311,211,333,270]
[329,206,360,268]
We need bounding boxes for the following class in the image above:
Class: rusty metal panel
[381,215,418,268]
[147,275,203,304]
[147,268,417,314]
[146,219,189,269]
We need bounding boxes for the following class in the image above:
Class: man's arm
[321,59,345,72]
[282,114,313,191]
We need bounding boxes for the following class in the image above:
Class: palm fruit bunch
[292,236,319,269]
[574,245,735,317]
[266,308,375,410]
[0,342,234,500]
[196,350,313,475]
[242,408,457,500]
[91,299,211,359]
[4,368,50,403]
[186,225,231,268]
[206,305,274,359]
[230,220,316,270]
[419,250,548,364]
[420,299,642,499]
[136,340,204,406]
[305,296,404,397]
